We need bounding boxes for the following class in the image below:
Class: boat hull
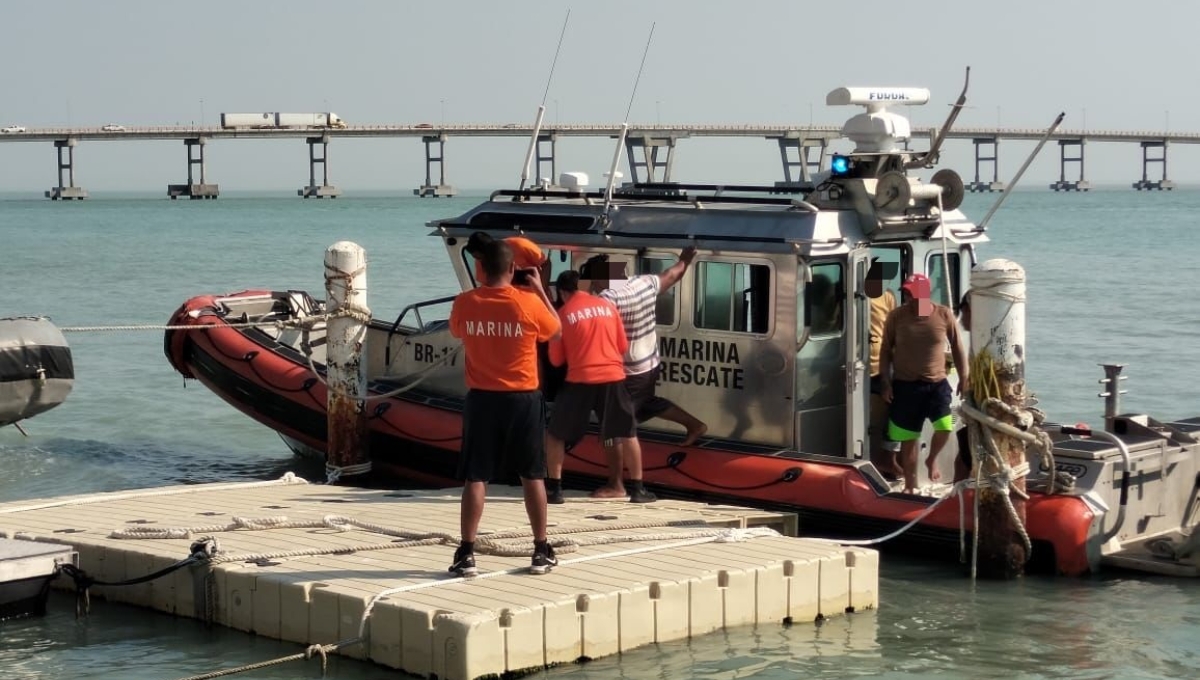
[164,291,1098,576]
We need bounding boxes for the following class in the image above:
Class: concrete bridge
[0,123,1188,199]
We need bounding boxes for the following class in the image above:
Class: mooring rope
[107,512,744,563]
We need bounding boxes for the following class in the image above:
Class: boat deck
[0,475,878,680]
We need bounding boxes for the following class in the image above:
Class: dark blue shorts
[887,379,953,441]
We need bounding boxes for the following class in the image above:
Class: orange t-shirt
[472,236,546,284]
[450,285,561,391]
[548,292,628,384]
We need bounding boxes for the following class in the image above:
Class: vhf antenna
[602,23,656,225]
[518,10,571,191]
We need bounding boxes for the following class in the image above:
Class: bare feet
[925,456,941,483]
[590,485,627,499]
[680,423,708,447]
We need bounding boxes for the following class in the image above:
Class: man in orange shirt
[543,270,651,504]
[449,236,562,576]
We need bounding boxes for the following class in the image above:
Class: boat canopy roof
[429,183,986,256]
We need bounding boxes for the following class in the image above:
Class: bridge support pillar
[622,134,681,185]
[1132,140,1174,190]
[773,135,827,188]
[967,137,1005,192]
[1049,139,1090,192]
[414,134,456,197]
[299,135,341,198]
[45,139,88,200]
[168,138,219,199]
[534,133,557,188]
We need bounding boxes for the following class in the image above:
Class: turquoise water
[1,189,1198,679]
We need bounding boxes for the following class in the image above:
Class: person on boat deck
[879,273,969,493]
[543,270,650,504]
[580,248,707,501]
[866,258,902,480]
[448,238,562,577]
[465,231,566,400]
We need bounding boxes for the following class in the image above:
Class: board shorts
[887,378,954,442]
[458,389,545,482]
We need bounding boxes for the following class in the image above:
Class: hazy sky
[1,0,1196,193]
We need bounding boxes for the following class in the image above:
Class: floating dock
[0,475,877,680]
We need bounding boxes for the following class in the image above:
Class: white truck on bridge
[220,113,347,130]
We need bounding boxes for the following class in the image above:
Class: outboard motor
[0,316,74,427]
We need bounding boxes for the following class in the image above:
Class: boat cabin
[385,87,986,472]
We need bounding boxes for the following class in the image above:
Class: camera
[512,269,533,285]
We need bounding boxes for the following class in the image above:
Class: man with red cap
[878,273,969,492]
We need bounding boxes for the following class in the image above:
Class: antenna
[518,10,571,191]
[603,23,656,222]
[977,111,1065,230]
[905,66,970,169]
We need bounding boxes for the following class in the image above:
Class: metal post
[1098,363,1127,432]
[324,241,370,482]
[970,259,1029,578]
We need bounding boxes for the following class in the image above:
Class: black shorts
[888,379,953,438]
[548,380,637,443]
[626,369,674,422]
[458,389,546,482]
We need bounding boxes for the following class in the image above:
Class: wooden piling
[969,259,1028,578]
[324,241,370,481]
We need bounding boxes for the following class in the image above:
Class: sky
[0,0,1196,193]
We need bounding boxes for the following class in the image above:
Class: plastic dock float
[0,537,77,620]
[0,475,878,679]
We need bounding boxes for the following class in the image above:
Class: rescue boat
[164,84,1200,577]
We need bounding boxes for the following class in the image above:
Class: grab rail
[384,295,458,368]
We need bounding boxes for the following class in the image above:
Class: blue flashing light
[830,154,851,176]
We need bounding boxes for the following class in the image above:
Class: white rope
[0,473,308,516]
[325,461,373,484]
[807,480,971,546]
[302,334,461,402]
[60,320,287,333]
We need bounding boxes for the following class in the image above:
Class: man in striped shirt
[581,248,707,500]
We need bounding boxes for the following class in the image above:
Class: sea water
[1,189,1197,679]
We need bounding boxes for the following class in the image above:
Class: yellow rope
[969,349,1003,403]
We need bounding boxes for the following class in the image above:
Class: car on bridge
[1,125,26,134]
[101,124,127,132]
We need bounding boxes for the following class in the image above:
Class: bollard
[324,241,370,483]
[969,259,1027,578]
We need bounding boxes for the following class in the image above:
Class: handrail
[383,295,459,368]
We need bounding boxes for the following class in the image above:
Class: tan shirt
[880,302,960,383]
[868,290,897,376]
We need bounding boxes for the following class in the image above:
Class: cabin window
[693,260,771,334]
[927,252,961,311]
[638,256,677,326]
[460,242,559,290]
[804,262,844,336]
[461,248,480,287]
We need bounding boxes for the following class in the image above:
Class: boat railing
[383,295,458,368]
[489,181,820,208]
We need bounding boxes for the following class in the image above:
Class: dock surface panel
[0,476,877,680]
